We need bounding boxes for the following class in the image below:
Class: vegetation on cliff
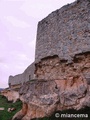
[0,95,22,120]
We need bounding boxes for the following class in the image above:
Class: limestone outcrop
[12,76,90,120]
[10,0,90,119]
[1,89,19,103]
[35,53,90,80]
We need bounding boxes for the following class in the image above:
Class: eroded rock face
[35,53,90,80]
[34,52,90,111]
[12,75,90,120]
[12,80,59,120]
[1,90,19,103]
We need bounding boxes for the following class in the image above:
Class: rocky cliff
[1,89,19,103]
[12,77,90,120]
[9,0,90,120]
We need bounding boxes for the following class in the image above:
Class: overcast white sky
[0,0,75,88]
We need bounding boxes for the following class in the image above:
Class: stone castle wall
[35,0,90,63]
[8,0,90,87]
[35,0,90,80]
[8,1,90,119]
[9,62,35,87]
[9,74,23,86]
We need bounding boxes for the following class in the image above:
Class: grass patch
[0,95,22,120]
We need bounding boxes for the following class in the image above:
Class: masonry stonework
[9,62,35,88]
[35,0,90,63]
